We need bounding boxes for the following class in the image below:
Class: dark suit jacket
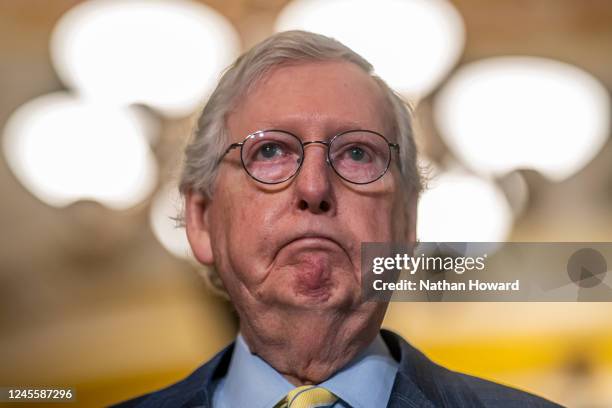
[113,329,564,407]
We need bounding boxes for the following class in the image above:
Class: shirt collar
[219,333,398,408]
[220,334,293,408]
[320,334,399,408]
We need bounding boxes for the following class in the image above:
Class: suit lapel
[387,370,438,408]
[182,343,235,408]
[382,329,485,408]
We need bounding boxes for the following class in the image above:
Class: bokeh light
[418,168,513,242]
[275,0,465,101]
[2,92,158,209]
[149,183,192,259]
[50,0,241,117]
[434,57,611,181]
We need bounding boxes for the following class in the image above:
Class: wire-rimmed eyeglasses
[219,129,399,185]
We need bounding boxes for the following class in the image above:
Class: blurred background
[1,0,611,406]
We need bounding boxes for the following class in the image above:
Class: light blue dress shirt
[212,333,399,408]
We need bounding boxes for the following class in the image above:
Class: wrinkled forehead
[227,60,392,142]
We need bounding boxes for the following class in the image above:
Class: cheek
[227,186,285,243]
[339,194,395,244]
[214,171,265,237]
[345,178,401,242]
[210,179,289,282]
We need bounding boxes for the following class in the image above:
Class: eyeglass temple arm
[222,143,242,156]
[216,143,243,165]
[389,143,399,151]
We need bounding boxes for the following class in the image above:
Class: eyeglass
[219,129,399,185]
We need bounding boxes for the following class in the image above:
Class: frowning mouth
[276,233,343,258]
[273,231,355,269]
[285,236,339,249]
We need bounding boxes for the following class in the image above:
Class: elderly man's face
[188,61,414,312]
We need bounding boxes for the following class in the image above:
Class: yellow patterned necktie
[276,385,338,408]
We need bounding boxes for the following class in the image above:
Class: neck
[239,304,386,385]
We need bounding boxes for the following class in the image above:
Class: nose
[294,142,335,214]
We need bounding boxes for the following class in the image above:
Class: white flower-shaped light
[50,0,240,117]
[3,92,158,209]
[418,169,513,242]
[275,0,465,101]
[434,57,610,181]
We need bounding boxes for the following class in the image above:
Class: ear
[185,189,214,265]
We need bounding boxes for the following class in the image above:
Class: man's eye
[341,145,371,163]
[257,143,283,159]
[349,147,366,161]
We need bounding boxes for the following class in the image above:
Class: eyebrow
[253,120,382,139]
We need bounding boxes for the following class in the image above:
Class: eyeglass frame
[218,128,400,185]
